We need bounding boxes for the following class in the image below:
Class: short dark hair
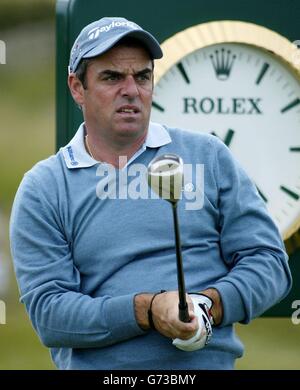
[75,36,154,89]
[75,58,91,89]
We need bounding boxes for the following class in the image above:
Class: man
[10,17,292,369]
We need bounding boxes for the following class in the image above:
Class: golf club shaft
[171,203,190,323]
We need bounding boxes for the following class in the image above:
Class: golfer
[10,17,292,369]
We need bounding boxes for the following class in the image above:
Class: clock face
[151,42,300,239]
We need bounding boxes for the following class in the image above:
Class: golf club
[147,153,190,323]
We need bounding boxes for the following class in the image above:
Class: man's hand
[172,294,214,351]
[135,291,198,340]
[134,288,222,347]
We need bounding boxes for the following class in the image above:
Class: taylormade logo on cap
[87,21,139,40]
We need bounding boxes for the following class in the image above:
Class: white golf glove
[173,293,214,352]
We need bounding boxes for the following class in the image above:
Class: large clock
[151,21,300,246]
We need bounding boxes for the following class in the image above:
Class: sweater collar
[61,122,171,169]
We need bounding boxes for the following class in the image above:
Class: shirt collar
[61,121,172,169]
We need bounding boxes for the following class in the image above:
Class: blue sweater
[10,123,292,369]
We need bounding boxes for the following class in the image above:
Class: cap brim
[82,29,163,61]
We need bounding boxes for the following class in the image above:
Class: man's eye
[136,74,151,82]
[104,74,121,81]
[102,73,121,81]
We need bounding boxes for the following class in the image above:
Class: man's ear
[68,73,85,106]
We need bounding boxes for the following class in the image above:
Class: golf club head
[147,154,184,203]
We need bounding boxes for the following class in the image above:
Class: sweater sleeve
[209,137,292,326]
[9,172,145,348]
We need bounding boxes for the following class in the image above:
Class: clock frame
[154,20,300,83]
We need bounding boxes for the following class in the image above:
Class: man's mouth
[117,106,140,114]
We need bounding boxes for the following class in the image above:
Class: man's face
[80,45,154,143]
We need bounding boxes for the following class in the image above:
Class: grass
[236,319,300,369]
[0,20,56,369]
[0,64,55,212]
[0,299,55,370]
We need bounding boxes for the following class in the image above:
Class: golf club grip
[179,303,190,322]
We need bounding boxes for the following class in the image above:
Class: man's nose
[121,75,139,98]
